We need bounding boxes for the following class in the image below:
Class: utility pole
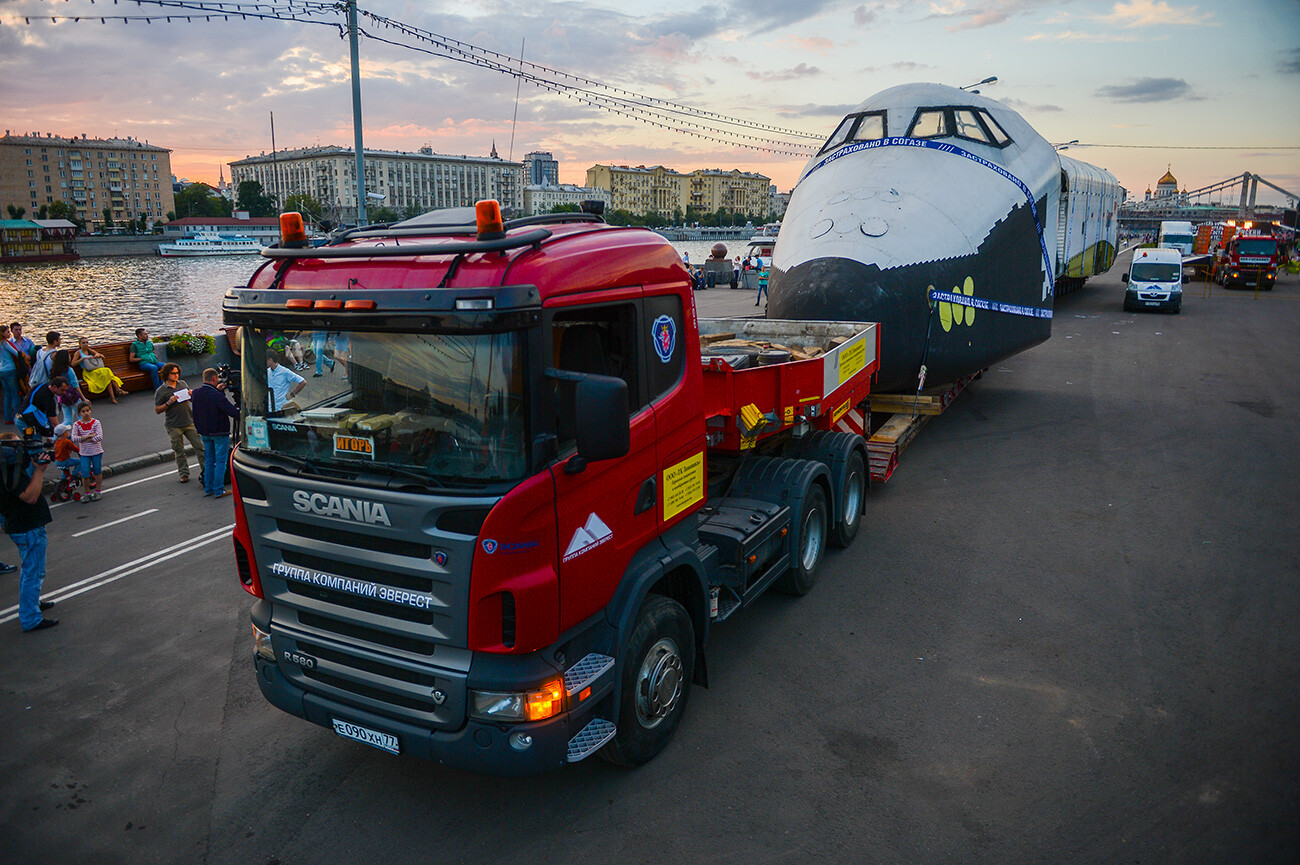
[348,0,367,225]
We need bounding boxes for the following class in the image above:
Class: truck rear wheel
[600,594,695,767]
[831,450,865,548]
[774,482,827,596]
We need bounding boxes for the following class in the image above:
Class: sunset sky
[3,0,1298,205]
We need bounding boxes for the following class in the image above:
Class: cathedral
[1144,165,1187,203]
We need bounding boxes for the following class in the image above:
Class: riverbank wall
[77,235,161,257]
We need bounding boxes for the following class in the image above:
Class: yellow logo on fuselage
[938,276,976,332]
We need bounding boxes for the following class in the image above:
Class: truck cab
[1123,247,1184,313]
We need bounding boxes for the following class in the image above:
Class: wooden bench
[92,341,155,394]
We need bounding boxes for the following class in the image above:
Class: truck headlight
[470,678,565,722]
[253,623,275,661]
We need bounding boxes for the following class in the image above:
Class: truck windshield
[1237,239,1277,256]
[238,327,528,485]
[1130,262,1181,283]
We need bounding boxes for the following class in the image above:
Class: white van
[1123,247,1184,313]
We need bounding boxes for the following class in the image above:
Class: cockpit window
[906,106,1013,148]
[818,110,888,154]
[910,110,948,138]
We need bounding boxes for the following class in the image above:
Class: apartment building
[522,182,610,216]
[0,131,175,230]
[685,169,771,216]
[229,144,524,224]
[586,164,772,219]
[586,164,689,218]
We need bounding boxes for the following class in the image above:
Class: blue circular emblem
[482,539,498,554]
[652,314,676,363]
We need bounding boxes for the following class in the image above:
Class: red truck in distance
[225,202,879,774]
[1214,228,1279,290]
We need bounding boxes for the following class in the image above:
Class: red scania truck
[1213,228,1279,290]
[225,202,879,774]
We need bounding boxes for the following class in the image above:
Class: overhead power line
[19,0,820,156]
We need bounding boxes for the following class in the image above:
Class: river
[0,236,761,342]
[0,255,263,342]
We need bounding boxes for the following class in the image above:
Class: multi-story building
[769,187,791,220]
[586,164,688,218]
[523,151,560,187]
[0,131,174,231]
[522,182,610,216]
[586,163,772,220]
[685,169,771,217]
[229,144,524,224]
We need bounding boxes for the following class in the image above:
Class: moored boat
[158,233,263,257]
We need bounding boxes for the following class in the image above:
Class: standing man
[9,322,36,361]
[192,368,240,499]
[265,353,305,415]
[130,328,164,390]
[28,331,60,390]
[0,434,57,631]
[154,363,204,484]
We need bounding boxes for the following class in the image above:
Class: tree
[283,193,323,222]
[547,203,580,214]
[6,204,25,219]
[173,183,232,219]
[102,207,114,230]
[368,206,400,224]
[46,201,85,232]
[36,204,48,220]
[235,180,277,217]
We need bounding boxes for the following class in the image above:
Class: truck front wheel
[600,594,695,767]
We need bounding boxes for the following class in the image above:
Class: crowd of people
[2,322,240,633]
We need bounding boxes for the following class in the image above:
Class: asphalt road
[2,255,1297,864]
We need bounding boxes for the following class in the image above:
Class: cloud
[1095,77,1201,103]
[747,63,823,82]
[927,0,1055,32]
[1000,97,1063,112]
[1282,48,1300,75]
[1024,30,1147,42]
[780,35,835,54]
[854,6,877,26]
[1095,0,1217,28]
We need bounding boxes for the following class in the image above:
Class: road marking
[0,524,234,624]
[50,463,201,510]
[71,508,160,538]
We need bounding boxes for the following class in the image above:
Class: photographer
[0,433,56,632]
[192,368,240,499]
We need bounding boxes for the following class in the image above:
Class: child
[70,401,103,501]
[52,423,81,477]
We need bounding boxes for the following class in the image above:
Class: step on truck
[225,202,879,775]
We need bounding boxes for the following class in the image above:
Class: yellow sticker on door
[663,452,705,521]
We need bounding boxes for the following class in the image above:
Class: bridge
[1118,173,1298,236]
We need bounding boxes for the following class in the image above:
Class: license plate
[332,718,400,754]
[1143,301,1161,306]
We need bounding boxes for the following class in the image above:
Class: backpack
[4,341,31,397]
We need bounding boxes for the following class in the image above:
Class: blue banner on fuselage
[803,136,1055,297]
[929,289,1053,320]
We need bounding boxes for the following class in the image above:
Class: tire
[774,482,828,595]
[831,449,865,548]
[600,594,695,767]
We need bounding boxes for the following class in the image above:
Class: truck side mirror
[569,374,630,473]
[1121,273,1129,283]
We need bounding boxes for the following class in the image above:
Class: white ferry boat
[158,233,263,257]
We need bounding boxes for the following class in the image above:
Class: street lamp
[960,76,998,93]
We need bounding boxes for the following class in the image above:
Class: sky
[3,0,1299,206]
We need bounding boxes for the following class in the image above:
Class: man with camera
[1,433,57,631]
